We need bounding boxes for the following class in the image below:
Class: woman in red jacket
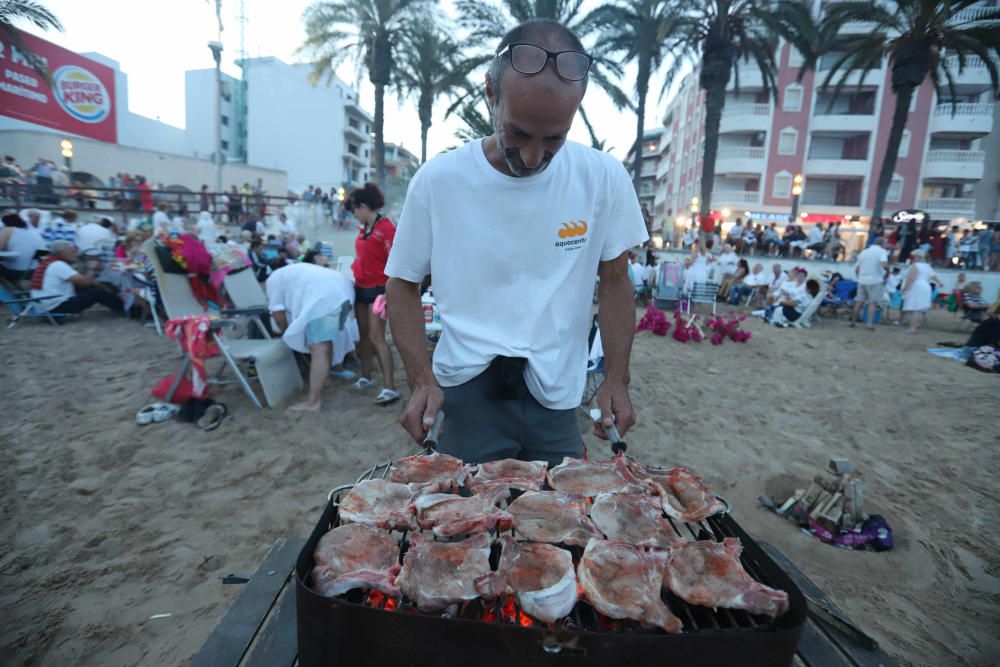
[348,183,399,405]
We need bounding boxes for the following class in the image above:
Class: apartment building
[624,128,666,211]
[653,3,999,245]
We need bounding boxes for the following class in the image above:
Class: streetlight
[208,40,224,199]
[790,174,803,223]
[60,138,73,170]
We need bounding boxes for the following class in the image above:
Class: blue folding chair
[0,284,72,328]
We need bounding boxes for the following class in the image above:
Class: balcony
[727,64,764,91]
[918,197,977,219]
[344,122,367,141]
[929,102,995,136]
[720,103,770,133]
[816,55,884,88]
[939,55,999,92]
[805,147,869,177]
[922,149,986,180]
[715,146,765,174]
[713,190,762,206]
[343,152,367,166]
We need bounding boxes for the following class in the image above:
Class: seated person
[762,224,781,255]
[0,213,47,283]
[805,225,826,256]
[719,258,749,301]
[961,282,989,321]
[768,277,820,326]
[266,262,355,412]
[761,267,805,318]
[75,216,116,253]
[728,262,768,306]
[718,243,739,278]
[29,241,124,316]
[302,249,330,267]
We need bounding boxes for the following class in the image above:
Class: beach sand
[1,305,998,667]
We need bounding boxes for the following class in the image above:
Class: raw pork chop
[413,484,512,537]
[469,459,548,492]
[507,491,603,547]
[393,532,492,611]
[475,536,578,623]
[665,538,789,617]
[338,479,416,531]
[590,492,684,549]
[388,451,471,492]
[547,455,646,497]
[577,538,683,633]
[629,463,725,523]
[312,524,401,598]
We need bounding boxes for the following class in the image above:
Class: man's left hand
[593,380,636,441]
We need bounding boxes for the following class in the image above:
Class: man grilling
[385,19,647,465]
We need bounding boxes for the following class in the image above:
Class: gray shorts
[857,283,886,304]
[439,362,583,466]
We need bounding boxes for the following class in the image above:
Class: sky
[31,0,678,162]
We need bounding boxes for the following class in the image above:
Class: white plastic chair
[682,281,720,315]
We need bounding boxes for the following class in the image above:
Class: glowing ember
[366,589,399,611]
[481,597,536,627]
[597,614,618,631]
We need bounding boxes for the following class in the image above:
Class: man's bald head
[488,19,589,99]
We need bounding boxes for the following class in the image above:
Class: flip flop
[374,388,400,405]
[198,403,228,431]
[352,377,373,390]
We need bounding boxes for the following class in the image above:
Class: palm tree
[670,0,817,222]
[299,0,434,186]
[817,0,1000,226]
[1,0,62,82]
[394,16,477,163]
[584,0,682,187]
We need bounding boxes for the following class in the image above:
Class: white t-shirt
[152,210,171,233]
[30,260,77,310]
[770,270,788,291]
[282,218,298,235]
[2,227,47,271]
[75,223,114,253]
[855,245,889,285]
[807,226,824,244]
[745,270,768,287]
[385,139,648,409]
[719,251,739,276]
[266,263,354,353]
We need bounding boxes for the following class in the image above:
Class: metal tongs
[421,410,445,452]
[589,408,628,455]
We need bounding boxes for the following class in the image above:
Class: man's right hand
[400,383,444,443]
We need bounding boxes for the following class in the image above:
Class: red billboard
[0,29,117,142]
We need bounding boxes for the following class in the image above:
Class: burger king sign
[0,29,117,142]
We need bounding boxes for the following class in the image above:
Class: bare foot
[287,399,321,412]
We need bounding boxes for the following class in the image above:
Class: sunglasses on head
[495,43,593,81]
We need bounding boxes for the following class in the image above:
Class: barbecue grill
[295,457,807,667]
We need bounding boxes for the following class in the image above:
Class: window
[783,85,803,112]
[898,130,910,158]
[348,143,358,156]
[886,176,903,203]
[221,115,229,126]
[909,91,917,113]
[773,171,792,198]
[778,128,798,155]
[787,46,804,68]
[220,140,229,150]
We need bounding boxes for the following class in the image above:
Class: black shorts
[355,285,385,305]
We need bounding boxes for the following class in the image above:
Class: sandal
[352,377,373,390]
[374,388,400,405]
[197,403,228,431]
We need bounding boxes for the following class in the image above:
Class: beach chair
[791,292,825,329]
[581,315,604,407]
[682,281,720,315]
[821,279,856,315]
[653,262,683,310]
[335,255,354,281]
[145,240,302,408]
[0,283,72,328]
[222,267,271,338]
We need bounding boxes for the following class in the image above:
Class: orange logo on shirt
[558,221,588,238]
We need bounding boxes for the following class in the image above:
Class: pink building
[653,8,998,247]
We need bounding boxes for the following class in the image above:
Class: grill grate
[319,457,779,635]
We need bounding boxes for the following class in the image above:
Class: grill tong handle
[589,408,627,455]
[421,410,445,451]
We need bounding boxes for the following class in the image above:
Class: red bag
[151,373,196,403]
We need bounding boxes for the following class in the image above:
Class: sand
[1,304,998,667]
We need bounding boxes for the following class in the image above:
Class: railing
[925,149,985,164]
[932,102,994,117]
[813,102,875,116]
[818,54,884,71]
[807,147,868,160]
[801,193,861,207]
[717,146,766,160]
[722,103,770,117]
[713,190,761,205]
[941,55,998,73]
[918,197,977,214]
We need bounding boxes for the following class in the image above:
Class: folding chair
[0,283,72,328]
[791,292,825,329]
[682,281,720,315]
[144,240,302,408]
[222,266,271,338]
[653,262,683,310]
[581,315,605,408]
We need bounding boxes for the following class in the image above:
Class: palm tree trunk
[869,86,915,227]
[632,56,652,190]
[419,92,433,164]
[578,106,601,150]
[699,80,726,221]
[420,123,429,164]
[374,82,386,186]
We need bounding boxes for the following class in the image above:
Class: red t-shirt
[353,217,396,288]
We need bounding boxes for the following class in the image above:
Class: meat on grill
[475,536,578,624]
[547,455,647,497]
[338,479,416,531]
[577,538,683,634]
[393,532,492,612]
[589,492,685,550]
[413,483,512,537]
[387,451,471,492]
[665,538,789,617]
[469,458,548,492]
[629,463,726,523]
[311,524,401,598]
[506,490,603,547]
